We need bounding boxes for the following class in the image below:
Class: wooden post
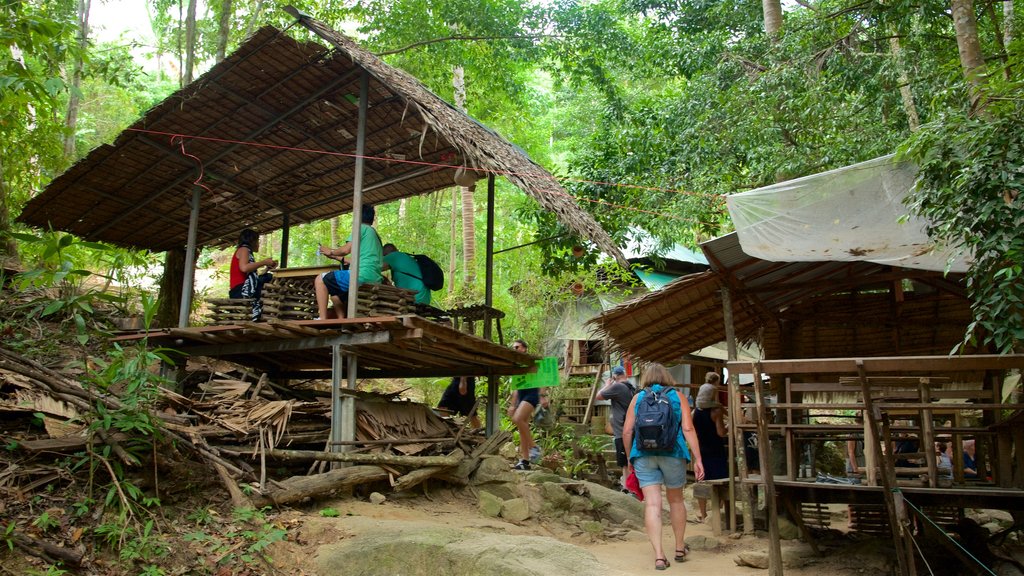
[920,381,937,488]
[859,361,917,576]
[722,286,752,533]
[785,377,796,480]
[754,363,783,576]
[583,362,607,425]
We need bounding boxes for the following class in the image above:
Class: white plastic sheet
[725,155,970,273]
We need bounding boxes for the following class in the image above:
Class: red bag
[625,469,644,501]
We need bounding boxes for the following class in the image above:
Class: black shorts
[438,377,476,416]
[516,387,540,408]
[614,437,627,467]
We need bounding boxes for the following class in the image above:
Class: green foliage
[32,510,60,532]
[899,86,1024,352]
[318,507,340,517]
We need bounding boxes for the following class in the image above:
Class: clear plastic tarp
[726,155,971,273]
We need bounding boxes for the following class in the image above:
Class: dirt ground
[262,486,892,576]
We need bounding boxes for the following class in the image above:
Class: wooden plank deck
[113,315,535,379]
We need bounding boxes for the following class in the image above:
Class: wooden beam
[730,354,1024,375]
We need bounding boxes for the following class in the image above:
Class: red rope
[169,134,213,196]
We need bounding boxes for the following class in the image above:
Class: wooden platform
[113,315,534,379]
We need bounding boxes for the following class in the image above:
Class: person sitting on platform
[437,376,481,428]
[963,438,978,478]
[381,243,431,305]
[935,441,953,480]
[229,228,277,321]
[314,204,383,320]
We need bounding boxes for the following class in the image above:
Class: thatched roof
[590,233,971,365]
[18,13,625,263]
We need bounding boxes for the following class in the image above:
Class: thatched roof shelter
[18,12,625,263]
[590,233,971,365]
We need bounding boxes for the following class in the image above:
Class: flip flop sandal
[674,544,690,562]
[655,558,670,571]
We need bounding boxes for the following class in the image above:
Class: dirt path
[272,489,859,575]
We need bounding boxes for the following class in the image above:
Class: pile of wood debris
[0,345,507,565]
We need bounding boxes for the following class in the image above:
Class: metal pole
[345,71,369,319]
[483,176,497,436]
[177,186,201,328]
[280,212,290,269]
[484,175,495,338]
[330,343,344,456]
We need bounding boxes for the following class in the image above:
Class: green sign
[511,357,560,390]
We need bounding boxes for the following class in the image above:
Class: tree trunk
[1005,0,1014,46]
[0,154,19,264]
[449,188,458,295]
[329,216,339,247]
[215,0,232,63]
[155,248,186,329]
[983,0,1012,79]
[244,0,265,38]
[762,0,783,41]
[184,0,198,84]
[63,0,91,161]
[452,65,476,289]
[889,36,920,132]
[951,0,987,109]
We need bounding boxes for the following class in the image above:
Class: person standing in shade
[381,243,431,305]
[693,373,728,523]
[596,365,636,488]
[622,363,704,570]
[437,376,481,429]
[314,204,383,319]
[508,339,545,470]
[229,229,277,321]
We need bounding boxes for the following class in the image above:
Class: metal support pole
[486,374,499,437]
[484,174,495,340]
[330,343,344,455]
[177,186,201,328]
[342,354,358,446]
[345,71,369,319]
[280,212,290,269]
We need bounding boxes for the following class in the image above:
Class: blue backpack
[635,387,680,453]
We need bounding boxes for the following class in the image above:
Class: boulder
[776,516,800,540]
[478,491,503,518]
[500,498,531,523]
[685,534,719,551]
[734,549,808,569]
[580,480,644,524]
[477,482,520,501]
[540,482,572,511]
[316,518,609,576]
[472,455,518,485]
[368,492,386,505]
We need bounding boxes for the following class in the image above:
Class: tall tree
[63,0,91,161]
[215,0,232,62]
[183,0,198,84]
[762,0,783,40]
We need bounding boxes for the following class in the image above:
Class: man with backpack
[622,363,704,571]
[596,365,636,489]
[381,243,433,305]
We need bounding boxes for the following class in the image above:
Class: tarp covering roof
[18,16,625,264]
[727,155,970,273]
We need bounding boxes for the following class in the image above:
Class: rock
[983,521,1003,534]
[524,471,564,484]
[478,491,503,518]
[540,482,572,511]
[500,498,531,523]
[472,455,518,485]
[316,518,608,575]
[368,492,386,505]
[782,548,808,568]
[988,509,1015,526]
[685,534,719,550]
[579,480,644,524]
[734,549,807,569]
[736,551,769,569]
[477,482,520,501]
[569,495,592,513]
[499,441,519,459]
[777,516,800,540]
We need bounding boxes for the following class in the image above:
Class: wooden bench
[206,283,418,325]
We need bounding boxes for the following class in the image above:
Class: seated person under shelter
[437,376,480,428]
[314,204,383,319]
[229,228,277,321]
[381,243,431,305]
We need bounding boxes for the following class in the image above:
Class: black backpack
[635,387,680,453]
[412,254,444,291]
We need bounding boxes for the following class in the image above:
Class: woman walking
[623,363,704,570]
